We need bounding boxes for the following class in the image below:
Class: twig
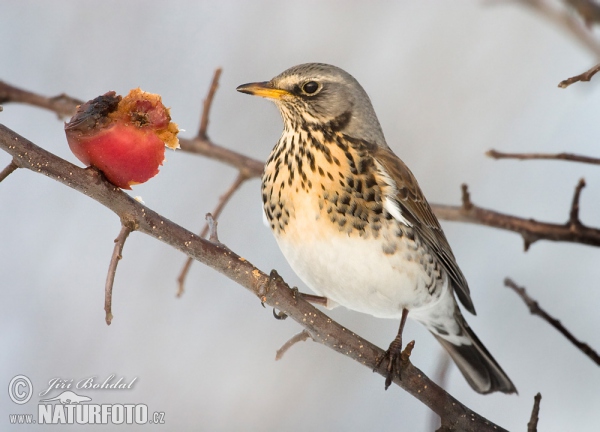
[0,81,83,119]
[275,330,312,360]
[432,183,600,251]
[198,68,222,139]
[0,124,508,432]
[510,0,600,57]
[568,178,586,226]
[487,149,600,166]
[206,213,220,243]
[105,222,135,325]
[559,61,600,87]
[504,278,600,365]
[0,159,18,183]
[177,172,248,296]
[527,392,542,432]
[564,0,600,27]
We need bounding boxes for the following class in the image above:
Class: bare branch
[487,149,600,166]
[568,178,586,226]
[527,392,542,432]
[432,184,600,251]
[559,61,600,87]
[0,159,18,183]
[511,0,600,57]
[105,221,135,325]
[198,68,222,139]
[505,278,600,365]
[564,0,600,27]
[177,172,248,296]
[0,123,508,432]
[275,330,312,360]
[205,213,220,243]
[0,80,83,119]
[6,81,600,251]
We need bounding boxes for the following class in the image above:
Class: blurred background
[1,1,600,431]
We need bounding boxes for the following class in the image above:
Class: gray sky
[1,1,600,431]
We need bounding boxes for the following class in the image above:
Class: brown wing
[374,146,476,315]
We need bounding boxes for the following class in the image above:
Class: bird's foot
[375,336,404,390]
[375,339,416,390]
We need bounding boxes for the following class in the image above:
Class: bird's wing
[373,146,476,315]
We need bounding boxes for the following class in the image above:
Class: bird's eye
[302,81,320,95]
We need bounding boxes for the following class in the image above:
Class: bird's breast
[261,129,445,316]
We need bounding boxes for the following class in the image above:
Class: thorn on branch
[105,221,135,325]
[400,340,416,364]
[198,67,223,140]
[275,330,311,360]
[0,159,19,183]
[527,392,542,432]
[460,184,473,211]
[559,62,600,88]
[504,278,600,365]
[568,178,586,228]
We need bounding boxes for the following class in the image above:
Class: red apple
[65,88,179,189]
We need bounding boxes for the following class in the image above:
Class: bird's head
[237,63,386,147]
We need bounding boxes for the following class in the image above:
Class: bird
[236,63,516,394]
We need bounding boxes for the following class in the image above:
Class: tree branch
[510,0,600,57]
[527,392,542,432]
[198,68,222,139]
[558,61,600,87]
[431,183,600,251]
[0,159,18,183]
[0,123,509,432]
[504,278,600,365]
[105,221,135,325]
[4,81,600,251]
[275,330,312,360]
[0,80,83,119]
[177,172,248,296]
[487,149,600,166]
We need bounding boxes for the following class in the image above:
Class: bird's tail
[430,311,517,394]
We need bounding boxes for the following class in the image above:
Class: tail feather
[431,311,517,394]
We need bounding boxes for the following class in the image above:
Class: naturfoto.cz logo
[7,374,165,426]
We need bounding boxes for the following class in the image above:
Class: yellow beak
[236,81,290,100]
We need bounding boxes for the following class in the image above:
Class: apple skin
[65,89,179,190]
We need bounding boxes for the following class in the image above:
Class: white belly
[274,224,441,319]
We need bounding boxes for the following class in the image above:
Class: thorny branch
[105,221,135,325]
[3,80,600,252]
[487,149,600,166]
[0,123,508,432]
[527,393,542,432]
[504,278,600,365]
